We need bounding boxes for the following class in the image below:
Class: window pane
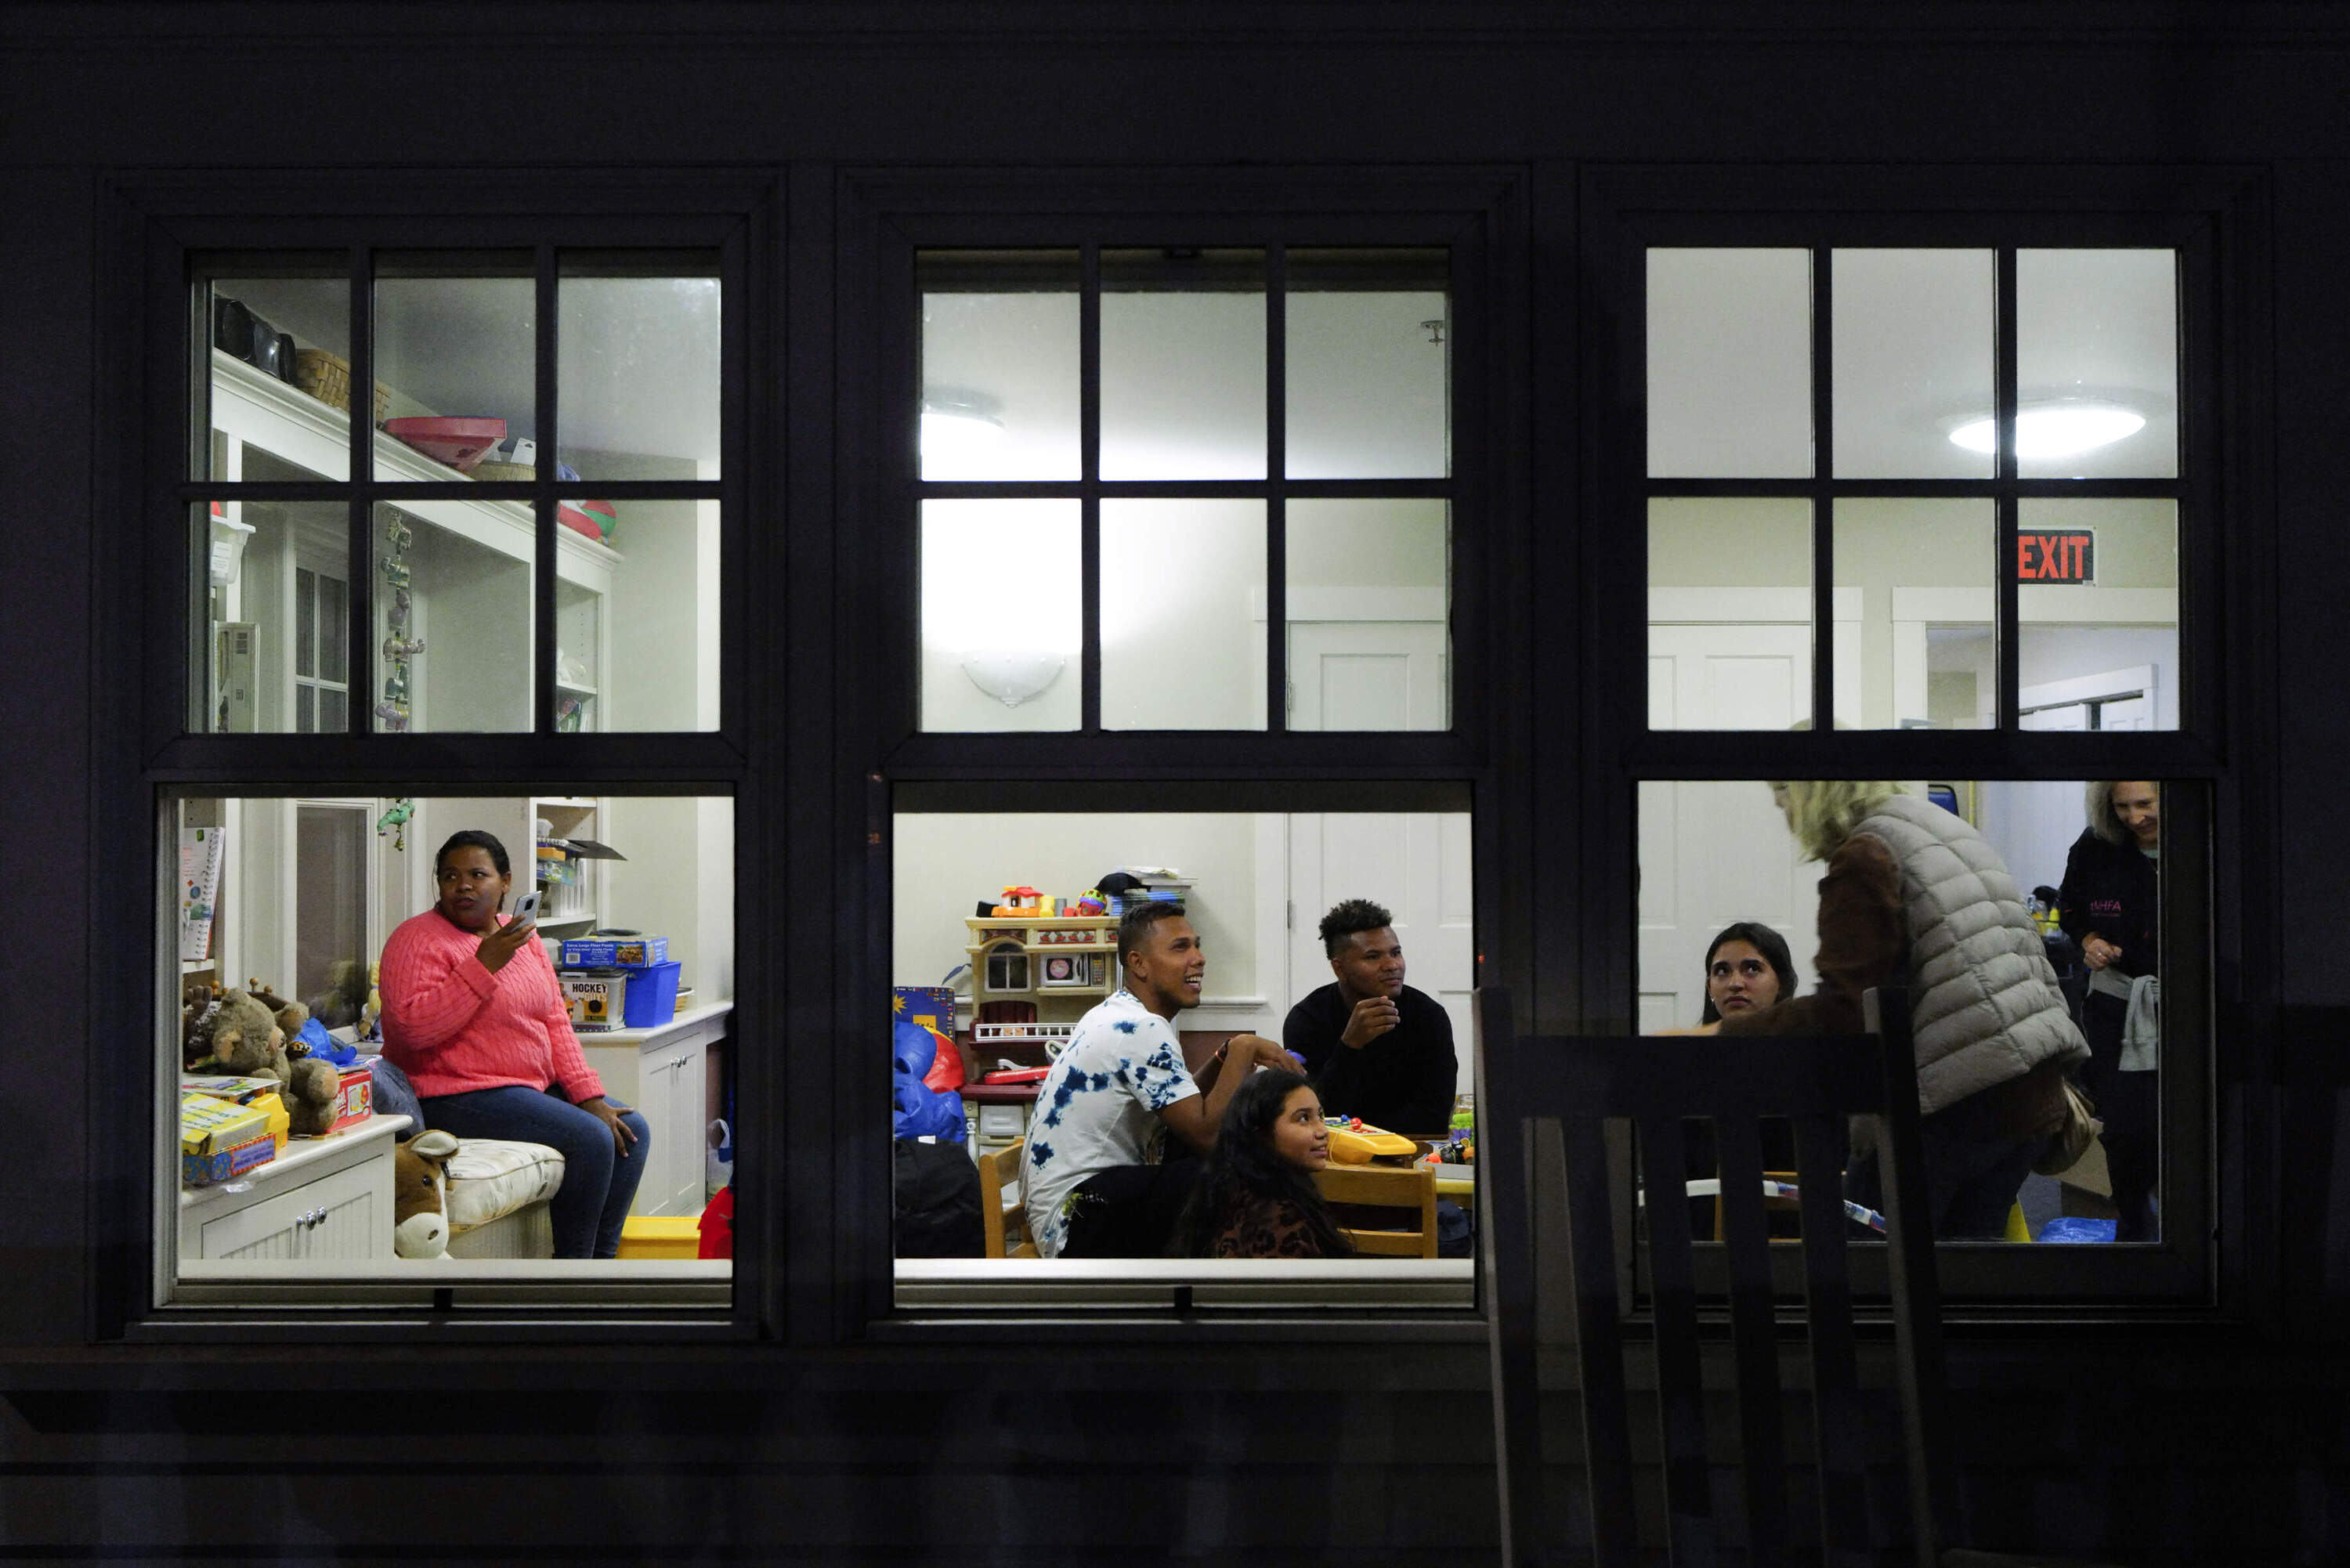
[556,256,721,483]
[551,495,719,734]
[1647,498,1821,729]
[1832,249,1994,479]
[920,250,1081,482]
[1284,249,1448,479]
[1647,249,1812,478]
[2016,249,2178,479]
[295,685,316,734]
[317,688,346,733]
[1832,499,1995,730]
[1284,499,1449,731]
[190,501,347,734]
[370,501,532,733]
[1101,498,1267,730]
[2019,499,2179,731]
[168,792,735,1294]
[373,262,534,482]
[203,271,352,481]
[1101,249,1266,480]
[1638,779,2184,1245]
[891,806,1474,1294]
[920,500,1081,732]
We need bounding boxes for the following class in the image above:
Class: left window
[156,240,740,1313]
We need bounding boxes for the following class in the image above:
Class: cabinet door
[664,1050,707,1214]
[629,1050,680,1216]
[198,1161,387,1261]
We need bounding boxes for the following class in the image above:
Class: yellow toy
[1325,1115,1415,1165]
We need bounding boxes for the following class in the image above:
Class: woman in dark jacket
[2058,780,2162,1241]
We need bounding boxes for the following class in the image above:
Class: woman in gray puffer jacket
[1705,780,2088,1237]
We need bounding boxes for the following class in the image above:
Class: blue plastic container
[619,959,682,1027]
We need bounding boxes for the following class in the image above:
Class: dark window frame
[1576,164,2278,1316]
[835,168,1530,1339]
[93,171,778,1344]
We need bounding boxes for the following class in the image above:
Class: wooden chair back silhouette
[1478,985,1956,1568]
[1313,1161,1441,1257]
[975,1140,1038,1259]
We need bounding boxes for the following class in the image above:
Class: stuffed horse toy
[392,1129,460,1259]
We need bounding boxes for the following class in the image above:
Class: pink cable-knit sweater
[379,909,606,1103]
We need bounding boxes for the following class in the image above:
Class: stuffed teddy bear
[209,988,340,1137]
[392,1129,460,1259]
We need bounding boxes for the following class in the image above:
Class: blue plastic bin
[619,959,682,1027]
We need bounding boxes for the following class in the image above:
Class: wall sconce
[962,649,1066,707]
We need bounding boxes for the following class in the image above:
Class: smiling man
[1282,898,1459,1134]
[1019,901,1291,1259]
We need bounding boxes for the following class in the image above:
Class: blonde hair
[1768,779,1910,862]
[2086,780,2155,846]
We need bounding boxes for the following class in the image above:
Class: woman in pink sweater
[381,830,649,1259]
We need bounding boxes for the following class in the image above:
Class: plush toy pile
[184,987,340,1136]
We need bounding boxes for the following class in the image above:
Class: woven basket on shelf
[469,461,536,482]
[292,349,392,425]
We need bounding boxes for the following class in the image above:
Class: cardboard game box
[181,1093,275,1185]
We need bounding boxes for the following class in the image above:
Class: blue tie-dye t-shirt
[1018,988,1200,1258]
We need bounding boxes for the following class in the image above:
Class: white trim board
[1648,587,1862,623]
[1249,586,1448,622]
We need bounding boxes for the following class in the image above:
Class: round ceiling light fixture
[1947,399,2146,460]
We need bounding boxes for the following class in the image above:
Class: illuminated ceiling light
[920,388,1004,464]
[1947,400,2146,459]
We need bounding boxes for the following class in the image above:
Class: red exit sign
[2016,529,2095,583]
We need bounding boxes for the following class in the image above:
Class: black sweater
[1282,982,1459,1134]
[2058,829,2160,979]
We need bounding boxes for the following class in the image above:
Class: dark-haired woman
[380,830,649,1259]
[1699,920,1797,1026]
[1173,1068,1353,1259]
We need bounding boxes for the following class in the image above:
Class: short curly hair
[1319,898,1394,959]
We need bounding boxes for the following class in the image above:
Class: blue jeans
[1847,1109,2044,1240]
[419,1086,651,1259]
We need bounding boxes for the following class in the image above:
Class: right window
[1629,219,2220,1299]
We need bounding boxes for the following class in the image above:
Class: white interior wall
[1286,498,1448,592]
[414,533,530,732]
[1099,499,1265,729]
[892,813,1264,1000]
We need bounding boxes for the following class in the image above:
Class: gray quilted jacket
[1856,793,2088,1115]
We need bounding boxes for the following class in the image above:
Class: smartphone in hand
[507,888,543,926]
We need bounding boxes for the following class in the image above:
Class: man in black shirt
[1282,898,1459,1134]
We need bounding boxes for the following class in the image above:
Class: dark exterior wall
[6,7,2350,1563]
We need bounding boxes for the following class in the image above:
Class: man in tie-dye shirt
[1021,901,1295,1257]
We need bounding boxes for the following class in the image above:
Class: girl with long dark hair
[1174,1068,1353,1259]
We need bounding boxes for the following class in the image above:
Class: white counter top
[180,1112,410,1210]
[573,999,732,1046]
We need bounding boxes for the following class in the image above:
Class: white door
[1285,812,1476,1097]
[1286,620,1448,730]
[1638,622,1831,1031]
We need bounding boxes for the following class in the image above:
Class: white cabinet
[579,1003,729,1218]
[179,1114,407,1262]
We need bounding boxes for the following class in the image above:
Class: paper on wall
[179,824,224,962]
